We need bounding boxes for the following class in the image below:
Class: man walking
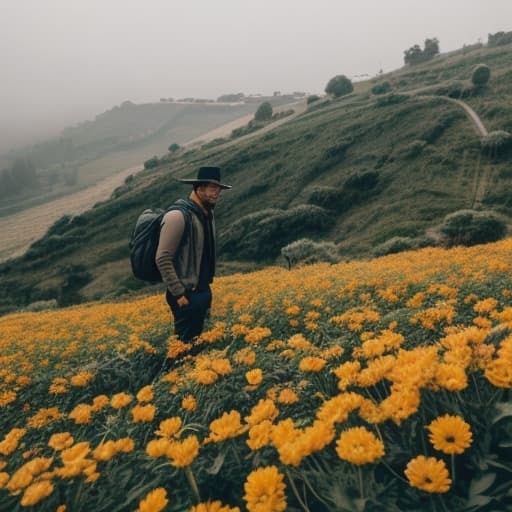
[155,166,231,342]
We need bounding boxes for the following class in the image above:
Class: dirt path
[0,165,143,261]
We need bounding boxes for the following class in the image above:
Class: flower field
[1,240,512,511]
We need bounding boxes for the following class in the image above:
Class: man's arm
[155,210,187,297]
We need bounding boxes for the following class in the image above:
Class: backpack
[129,200,192,282]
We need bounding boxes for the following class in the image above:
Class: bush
[307,95,321,104]
[401,140,428,159]
[488,30,512,47]
[481,130,512,153]
[219,205,331,260]
[325,75,353,98]
[440,209,507,246]
[143,156,159,169]
[281,238,339,268]
[371,81,392,95]
[375,93,408,107]
[471,64,491,87]
[373,237,419,257]
[168,143,180,153]
[254,102,273,121]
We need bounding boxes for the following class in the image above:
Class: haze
[1,0,511,154]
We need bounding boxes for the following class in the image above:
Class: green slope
[1,43,512,313]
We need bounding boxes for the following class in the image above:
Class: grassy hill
[1,42,512,313]
[1,239,511,510]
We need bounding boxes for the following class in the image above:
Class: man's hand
[177,295,189,307]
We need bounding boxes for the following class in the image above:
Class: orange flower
[336,426,384,465]
[131,404,156,423]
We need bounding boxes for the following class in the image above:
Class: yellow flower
[405,455,451,493]
[207,411,246,443]
[245,399,279,426]
[332,361,361,390]
[435,364,468,391]
[427,415,472,455]
[335,426,384,465]
[0,472,9,489]
[48,432,74,451]
[20,480,54,507]
[68,404,93,425]
[92,440,118,461]
[193,369,218,385]
[146,438,173,458]
[246,369,263,386]
[299,356,326,372]
[70,372,95,387]
[190,501,240,512]
[247,420,273,451]
[136,385,154,402]
[91,395,109,412]
[131,404,156,423]
[60,442,91,465]
[0,428,26,456]
[115,438,135,453]
[0,391,16,407]
[234,348,256,365]
[166,435,200,467]
[316,392,363,424]
[136,487,169,512]
[27,407,62,428]
[277,389,299,404]
[270,419,299,449]
[110,392,132,409]
[155,417,182,438]
[182,395,197,411]
[243,465,287,512]
[211,358,233,375]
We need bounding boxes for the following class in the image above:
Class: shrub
[488,30,512,47]
[219,205,330,260]
[168,143,180,153]
[325,75,353,98]
[371,81,392,95]
[143,156,159,169]
[307,94,321,104]
[401,140,428,159]
[281,238,339,268]
[471,64,491,87]
[254,102,273,121]
[375,93,408,107]
[373,236,419,257]
[481,130,512,153]
[440,209,507,246]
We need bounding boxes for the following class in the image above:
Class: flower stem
[185,466,201,503]
[358,466,364,501]
[285,469,311,512]
[451,454,456,486]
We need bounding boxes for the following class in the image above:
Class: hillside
[1,239,511,510]
[1,42,512,313]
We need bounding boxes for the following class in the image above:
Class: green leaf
[464,495,492,510]
[206,452,226,475]
[492,401,512,425]
[469,473,496,496]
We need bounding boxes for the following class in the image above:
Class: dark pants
[166,287,212,342]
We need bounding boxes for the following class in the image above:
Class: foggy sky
[1,0,511,154]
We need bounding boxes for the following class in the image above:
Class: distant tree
[307,95,321,104]
[423,38,440,58]
[371,81,392,95]
[325,75,353,97]
[144,156,159,169]
[488,30,512,47]
[168,143,180,153]
[404,38,440,65]
[254,102,273,121]
[471,64,491,86]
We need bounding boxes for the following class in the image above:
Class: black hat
[177,166,232,189]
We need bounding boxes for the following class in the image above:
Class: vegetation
[254,102,273,122]
[370,81,392,95]
[471,64,491,87]
[403,38,440,66]
[1,240,512,510]
[487,30,512,47]
[3,40,512,312]
[281,238,339,268]
[325,75,353,98]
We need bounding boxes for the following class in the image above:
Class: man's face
[196,182,222,209]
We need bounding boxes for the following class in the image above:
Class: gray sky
[1,0,511,153]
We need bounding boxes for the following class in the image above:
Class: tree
[168,143,180,153]
[404,38,440,65]
[471,64,491,86]
[325,75,353,97]
[254,102,273,121]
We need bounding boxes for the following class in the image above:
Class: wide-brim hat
[177,166,232,189]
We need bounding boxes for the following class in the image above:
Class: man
[155,166,231,342]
